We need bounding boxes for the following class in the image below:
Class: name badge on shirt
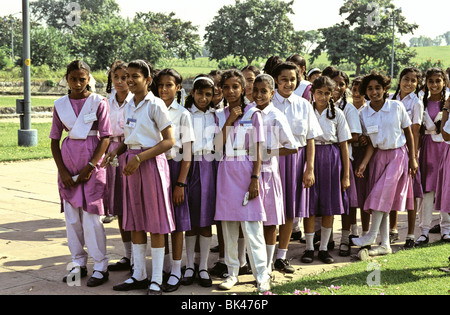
[84,112,97,124]
[367,125,379,134]
[125,118,137,128]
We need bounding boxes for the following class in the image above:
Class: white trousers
[64,200,108,271]
[221,221,270,285]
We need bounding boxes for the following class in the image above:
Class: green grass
[0,122,53,161]
[411,46,450,67]
[0,96,57,107]
[269,242,450,295]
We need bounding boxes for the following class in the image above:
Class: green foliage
[31,26,72,70]
[217,56,248,70]
[415,59,445,73]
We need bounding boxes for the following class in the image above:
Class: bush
[415,59,445,73]
[217,56,248,70]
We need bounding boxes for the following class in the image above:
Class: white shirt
[108,90,134,137]
[336,99,362,160]
[260,102,297,151]
[359,100,412,150]
[123,92,172,148]
[390,92,423,126]
[188,105,217,154]
[272,91,323,148]
[166,99,195,160]
[314,106,352,144]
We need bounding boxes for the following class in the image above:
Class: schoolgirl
[434,97,450,242]
[286,54,312,101]
[214,69,271,293]
[389,67,424,248]
[182,74,218,288]
[242,65,261,103]
[107,59,176,295]
[416,68,449,246]
[271,62,322,272]
[153,68,195,292]
[300,76,351,264]
[325,69,362,257]
[353,71,417,256]
[307,68,322,84]
[50,60,111,287]
[209,69,224,109]
[252,74,298,274]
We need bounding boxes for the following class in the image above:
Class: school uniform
[309,107,352,217]
[215,104,270,286]
[272,91,323,219]
[166,100,195,232]
[106,90,133,216]
[294,80,312,102]
[359,99,414,213]
[122,91,175,234]
[50,93,112,272]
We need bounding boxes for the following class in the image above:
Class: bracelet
[88,161,95,168]
[251,175,259,180]
[135,155,141,163]
[175,182,187,187]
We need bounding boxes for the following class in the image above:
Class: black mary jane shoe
[87,270,109,287]
[197,269,212,287]
[147,281,163,295]
[162,274,181,292]
[113,277,149,291]
[180,267,196,286]
[338,243,351,257]
[108,257,131,272]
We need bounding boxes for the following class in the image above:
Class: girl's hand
[355,163,367,178]
[409,157,418,177]
[60,168,76,188]
[173,186,185,206]
[123,155,140,176]
[248,178,259,200]
[341,175,350,192]
[101,151,116,168]
[78,164,95,183]
[359,135,368,146]
[303,168,315,188]
[229,106,243,123]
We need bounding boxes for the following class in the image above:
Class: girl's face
[127,67,151,94]
[400,71,419,96]
[192,87,213,112]
[112,68,129,94]
[276,69,297,98]
[252,81,275,108]
[366,80,387,104]
[242,70,256,101]
[222,77,244,106]
[351,84,364,105]
[332,75,347,102]
[66,69,90,95]
[157,74,180,105]
[427,74,445,96]
[313,86,333,108]
[309,73,321,82]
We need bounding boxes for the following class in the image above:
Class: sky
[2,0,450,44]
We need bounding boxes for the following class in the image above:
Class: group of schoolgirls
[50,56,450,296]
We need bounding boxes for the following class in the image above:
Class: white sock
[150,247,165,291]
[352,210,384,247]
[351,224,359,235]
[184,235,196,277]
[379,212,391,248]
[276,248,287,260]
[238,238,246,267]
[123,241,132,260]
[199,235,212,279]
[127,243,147,282]
[266,245,276,273]
[320,227,332,251]
[406,234,415,240]
[167,259,181,285]
[341,230,350,245]
[305,232,315,251]
[92,271,104,279]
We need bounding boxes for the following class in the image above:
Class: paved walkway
[0,159,444,295]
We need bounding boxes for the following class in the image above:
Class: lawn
[0,96,57,107]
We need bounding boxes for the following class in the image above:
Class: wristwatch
[175,182,187,187]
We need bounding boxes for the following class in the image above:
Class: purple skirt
[308,144,345,217]
[279,147,309,219]
[122,149,175,234]
[435,143,450,213]
[261,157,285,226]
[188,155,217,227]
[352,145,369,209]
[364,146,414,213]
[168,159,191,232]
[419,135,447,193]
[105,141,126,216]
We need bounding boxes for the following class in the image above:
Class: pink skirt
[261,157,285,226]
[419,135,447,193]
[105,140,126,216]
[122,149,175,234]
[434,143,450,213]
[364,146,414,213]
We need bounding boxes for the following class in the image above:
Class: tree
[204,0,296,65]
[31,26,71,69]
[311,0,418,76]
[442,31,450,46]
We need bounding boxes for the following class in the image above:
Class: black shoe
[429,224,440,233]
[108,257,131,271]
[403,238,415,249]
[390,232,399,243]
[87,270,109,287]
[301,250,314,263]
[318,250,334,264]
[147,281,162,295]
[349,235,359,246]
[274,258,295,273]
[238,263,252,275]
[113,277,149,291]
[210,261,228,278]
[441,234,450,243]
[314,240,335,251]
[62,266,88,283]
[198,269,212,287]
[415,234,429,246]
[161,274,181,292]
[210,245,220,253]
[180,267,196,286]
[338,243,351,257]
[291,231,302,241]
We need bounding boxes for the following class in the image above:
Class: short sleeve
[49,107,64,140]
[344,103,362,134]
[179,110,195,144]
[336,110,352,143]
[398,102,412,129]
[411,99,424,126]
[274,114,297,150]
[306,104,323,140]
[251,111,265,144]
[150,99,172,132]
[443,119,450,134]
[96,98,112,138]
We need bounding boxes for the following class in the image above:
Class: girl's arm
[78,136,110,182]
[101,141,127,168]
[173,142,192,206]
[411,124,421,158]
[442,98,450,141]
[123,126,175,176]
[51,139,75,188]
[303,138,315,188]
[403,126,418,176]
[355,138,375,178]
[339,140,350,192]
[214,106,242,149]
[248,141,262,200]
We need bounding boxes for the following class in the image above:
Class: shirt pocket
[291,119,306,137]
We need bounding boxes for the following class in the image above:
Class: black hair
[325,69,350,110]
[241,65,261,77]
[254,74,275,91]
[184,74,215,110]
[106,60,128,94]
[219,69,247,109]
[65,60,91,94]
[263,56,284,77]
[272,62,301,89]
[311,76,336,120]
[127,59,155,91]
[286,54,307,80]
[359,71,391,101]
[154,68,183,104]
[392,67,422,100]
